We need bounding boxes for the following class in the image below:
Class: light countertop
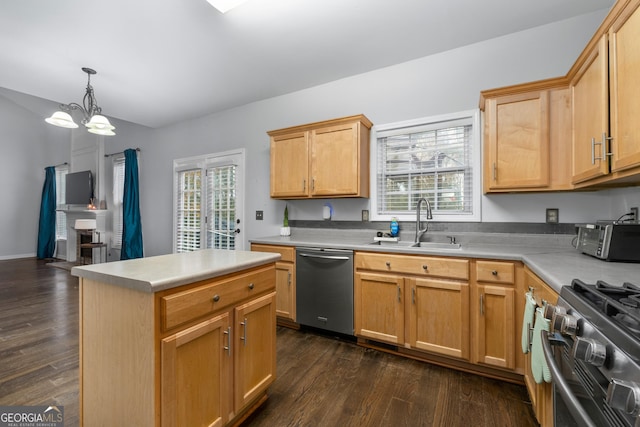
[250,229,640,294]
[71,249,281,293]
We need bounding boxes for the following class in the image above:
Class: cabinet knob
[248,283,254,290]
[492,270,498,276]
[422,265,428,270]
[212,294,220,302]
[385,261,391,268]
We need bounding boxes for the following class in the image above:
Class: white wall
[0,90,70,259]
[136,9,619,256]
[4,8,639,259]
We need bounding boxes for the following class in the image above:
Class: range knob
[606,379,640,416]
[543,303,566,321]
[551,312,578,336]
[572,337,606,367]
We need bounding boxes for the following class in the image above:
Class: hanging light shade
[45,111,79,128]
[45,67,116,136]
[86,114,116,135]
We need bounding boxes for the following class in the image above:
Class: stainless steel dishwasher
[295,247,354,336]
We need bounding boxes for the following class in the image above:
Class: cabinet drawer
[355,252,468,280]
[251,244,295,263]
[161,266,275,331]
[476,260,515,284]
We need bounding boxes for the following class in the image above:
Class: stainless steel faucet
[415,198,433,243]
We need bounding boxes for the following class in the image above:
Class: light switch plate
[256,210,263,220]
[546,208,559,224]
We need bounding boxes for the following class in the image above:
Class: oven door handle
[541,330,597,427]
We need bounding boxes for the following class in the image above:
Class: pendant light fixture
[45,67,116,136]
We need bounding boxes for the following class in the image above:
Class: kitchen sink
[367,241,461,250]
[368,240,416,247]
[411,241,461,250]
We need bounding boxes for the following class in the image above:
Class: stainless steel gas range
[542,279,640,427]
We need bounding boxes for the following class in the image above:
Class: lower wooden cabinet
[406,277,470,360]
[354,252,471,362]
[355,253,524,379]
[234,293,277,411]
[354,272,405,344]
[471,260,518,370]
[251,244,296,322]
[523,267,558,427]
[161,313,232,427]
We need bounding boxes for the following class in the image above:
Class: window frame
[369,109,481,223]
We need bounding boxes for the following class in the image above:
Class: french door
[174,150,245,252]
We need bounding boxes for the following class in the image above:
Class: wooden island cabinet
[72,249,280,427]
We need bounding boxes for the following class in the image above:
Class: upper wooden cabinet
[609,0,640,175]
[480,0,640,191]
[570,0,640,187]
[571,35,610,185]
[480,78,572,193]
[268,115,372,199]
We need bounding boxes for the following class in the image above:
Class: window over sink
[370,110,481,222]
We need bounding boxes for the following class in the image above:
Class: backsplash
[289,220,576,235]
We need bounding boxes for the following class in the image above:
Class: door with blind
[174,150,245,253]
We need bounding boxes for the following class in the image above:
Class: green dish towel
[521,291,537,354]
[531,307,551,384]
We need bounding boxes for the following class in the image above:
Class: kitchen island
[71,249,280,427]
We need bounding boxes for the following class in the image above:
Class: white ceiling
[0,0,615,129]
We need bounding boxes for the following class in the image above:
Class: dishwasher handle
[298,252,351,261]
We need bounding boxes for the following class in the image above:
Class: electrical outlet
[546,208,559,224]
[631,207,638,223]
[361,210,369,222]
[256,210,263,220]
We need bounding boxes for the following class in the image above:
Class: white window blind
[175,168,202,253]
[206,164,237,250]
[112,157,125,248]
[372,111,480,222]
[55,165,68,240]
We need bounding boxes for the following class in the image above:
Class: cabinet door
[234,292,277,412]
[270,132,309,198]
[275,261,295,321]
[310,122,360,196]
[484,91,550,190]
[609,1,640,173]
[473,285,515,369]
[354,272,404,344]
[161,313,231,427]
[406,278,469,360]
[571,35,610,184]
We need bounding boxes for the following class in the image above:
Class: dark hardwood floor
[0,258,537,427]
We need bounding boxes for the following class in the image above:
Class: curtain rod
[105,147,141,158]
[53,162,68,168]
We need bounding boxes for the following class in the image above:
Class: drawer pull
[422,265,428,270]
[492,270,498,276]
[385,261,391,268]
[240,318,247,346]
[223,326,231,356]
[248,283,254,290]
[212,294,220,302]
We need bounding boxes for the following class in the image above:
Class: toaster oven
[576,222,640,262]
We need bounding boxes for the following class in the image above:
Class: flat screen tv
[65,170,94,205]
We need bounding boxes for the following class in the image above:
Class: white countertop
[71,249,281,293]
[250,229,640,294]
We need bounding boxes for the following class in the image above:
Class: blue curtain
[37,166,56,259]
[121,149,143,260]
